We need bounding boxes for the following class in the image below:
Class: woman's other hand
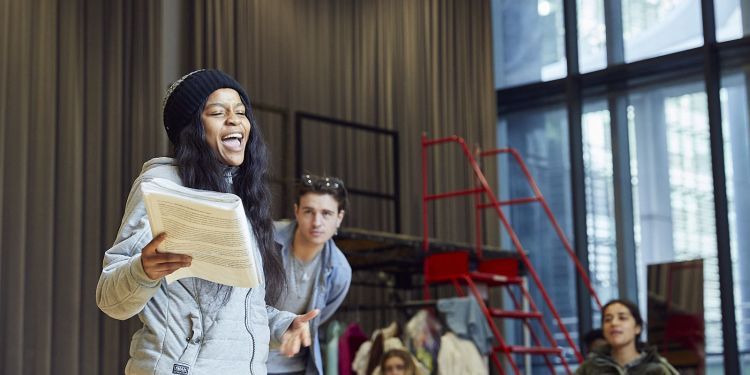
[279,309,320,357]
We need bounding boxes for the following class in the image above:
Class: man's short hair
[295,174,349,212]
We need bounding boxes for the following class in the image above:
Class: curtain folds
[190,0,498,243]
[0,1,496,373]
[1,1,163,374]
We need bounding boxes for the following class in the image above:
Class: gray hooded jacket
[96,157,297,375]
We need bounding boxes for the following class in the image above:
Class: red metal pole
[516,281,574,374]
[458,141,585,363]
[480,147,603,310]
[462,276,521,374]
[508,148,602,310]
[504,287,560,374]
[423,137,589,365]
[475,145,484,260]
[423,135,462,147]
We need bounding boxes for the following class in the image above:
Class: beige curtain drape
[1,0,164,373]
[189,0,498,243]
[186,0,500,339]
[1,0,497,373]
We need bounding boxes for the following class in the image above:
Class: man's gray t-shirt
[267,251,323,372]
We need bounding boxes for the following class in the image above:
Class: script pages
[140,177,260,288]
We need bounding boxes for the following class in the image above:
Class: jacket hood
[273,219,297,247]
[590,344,658,357]
[141,157,238,185]
[588,344,669,369]
[141,157,177,174]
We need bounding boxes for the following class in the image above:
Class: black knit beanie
[162,69,251,145]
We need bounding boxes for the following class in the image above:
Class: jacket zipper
[245,289,256,375]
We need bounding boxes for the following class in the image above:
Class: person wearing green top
[576,299,679,375]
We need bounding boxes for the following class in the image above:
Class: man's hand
[140,233,192,280]
[279,309,320,357]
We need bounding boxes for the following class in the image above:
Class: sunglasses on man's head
[300,174,344,190]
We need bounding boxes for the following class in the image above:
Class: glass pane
[578,0,607,73]
[497,106,579,369]
[582,101,617,319]
[622,0,703,63]
[715,0,747,42]
[720,70,750,374]
[628,81,725,372]
[492,0,566,88]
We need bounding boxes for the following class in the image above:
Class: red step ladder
[421,134,602,374]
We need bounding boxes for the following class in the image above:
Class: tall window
[720,70,750,370]
[622,0,702,62]
[582,102,616,314]
[497,106,579,369]
[493,0,749,372]
[628,82,724,370]
[715,0,747,42]
[492,0,566,88]
[577,0,606,72]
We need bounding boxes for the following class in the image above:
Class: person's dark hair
[601,299,644,349]
[173,94,286,307]
[380,349,416,375]
[365,332,385,375]
[582,328,605,354]
[295,174,348,212]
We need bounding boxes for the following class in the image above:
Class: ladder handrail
[506,281,570,373]
[421,133,587,364]
[479,147,603,310]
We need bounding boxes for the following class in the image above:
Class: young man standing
[267,174,353,375]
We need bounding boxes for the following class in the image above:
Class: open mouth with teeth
[221,132,244,151]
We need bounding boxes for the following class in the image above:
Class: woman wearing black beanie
[96,69,318,374]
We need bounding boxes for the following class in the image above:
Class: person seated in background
[582,328,607,357]
[267,174,352,375]
[380,349,417,375]
[575,299,678,374]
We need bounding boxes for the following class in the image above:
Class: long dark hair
[602,298,644,350]
[174,97,286,307]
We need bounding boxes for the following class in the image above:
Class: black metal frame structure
[253,102,292,206]
[294,111,402,233]
[495,0,744,372]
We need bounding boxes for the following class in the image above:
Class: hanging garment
[325,320,343,375]
[437,296,494,354]
[338,322,368,375]
[437,332,488,375]
[404,309,442,373]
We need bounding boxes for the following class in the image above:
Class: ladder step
[468,271,523,285]
[489,308,542,319]
[495,345,562,355]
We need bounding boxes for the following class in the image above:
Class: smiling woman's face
[603,302,641,350]
[201,88,251,166]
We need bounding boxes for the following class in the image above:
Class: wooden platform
[333,227,517,274]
